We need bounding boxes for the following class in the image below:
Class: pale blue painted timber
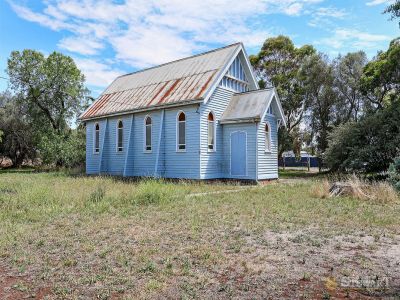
[199,53,249,179]
[154,109,164,177]
[222,123,257,180]
[86,104,201,179]
[123,115,134,177]
[132,110,160,177]
[256,98,279,180]
[199,87,234,179]
[257,112,278,180]
[163,105,200,179]
[219,55,249,92]
[102,116,131,175]
[231,131,247,176]
[86,119,107,174]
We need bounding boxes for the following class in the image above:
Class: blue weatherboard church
[79,43,286,181]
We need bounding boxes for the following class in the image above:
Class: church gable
[219,55,250,93]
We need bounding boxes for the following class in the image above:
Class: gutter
[220,117,260,124]
[79,98,204,122]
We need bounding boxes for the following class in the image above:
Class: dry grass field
[0,170,399,299]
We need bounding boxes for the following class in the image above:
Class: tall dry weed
[310,174,399,204]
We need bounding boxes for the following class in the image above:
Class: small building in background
[279,151,319,168]
[79,43,286,181]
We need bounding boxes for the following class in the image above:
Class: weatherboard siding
[103,116,133,175]
[132,110,162,177]
[257,113,279,180]
[200,87,234,179]
[86,104,200,179]
[85,102,277,180]
[164,105,200,179]
[86,119,107,175]
[199,52,251,179]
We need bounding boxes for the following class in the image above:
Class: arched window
[265,123,271,152]
[177,111,186,151]
[144,116,152,152]
[94,123,100,153]
[208,112,215,151]
[117,120,123,152]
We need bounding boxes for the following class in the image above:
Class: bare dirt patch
[1,217,399,299]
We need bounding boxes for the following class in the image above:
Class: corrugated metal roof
[220,88,275,123]
[80,43,241,120]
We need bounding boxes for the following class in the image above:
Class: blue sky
[0,0,398,97]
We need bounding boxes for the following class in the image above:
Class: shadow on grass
[0,167,38,174]
[3,167,284,186]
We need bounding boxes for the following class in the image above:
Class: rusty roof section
[80,43,242,120]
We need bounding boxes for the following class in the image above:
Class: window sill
[207,149,216,153]
[144,150,152,154]
[176,150,186,153]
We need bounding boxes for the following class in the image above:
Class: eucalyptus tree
[6,50,89,167]
[333,51,367,122]
[360,38,400,110]
[250,36,316,158]
[7,50,89,133]
[0,92,36,167]
[299,53,337,157]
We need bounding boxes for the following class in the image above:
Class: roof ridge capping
[118,42,243,79]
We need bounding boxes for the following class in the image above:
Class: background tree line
[250,34,399,174]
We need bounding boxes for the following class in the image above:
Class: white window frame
[207,111,216,152]
[176,111,186,152]
[265,122,272,153]
[116,119,123,153]
[144,115,152,153]
[94,122,100,154]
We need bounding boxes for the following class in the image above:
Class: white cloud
[317,28,391,52]
[284,3,304,15]
[58,36,104,55]
[9,0,369,88]
[308,6,347,27]
[313,7,347,18]
[73,57,124,88]
[10,2,72,31]
[366,0,394,6]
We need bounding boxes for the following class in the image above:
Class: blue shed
[79,43,286,181]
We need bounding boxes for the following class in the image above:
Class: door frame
[230,130,248,177]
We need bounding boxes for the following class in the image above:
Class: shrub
[325,99,400,173]
[388,157,400,191]
[39,128,86,168]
